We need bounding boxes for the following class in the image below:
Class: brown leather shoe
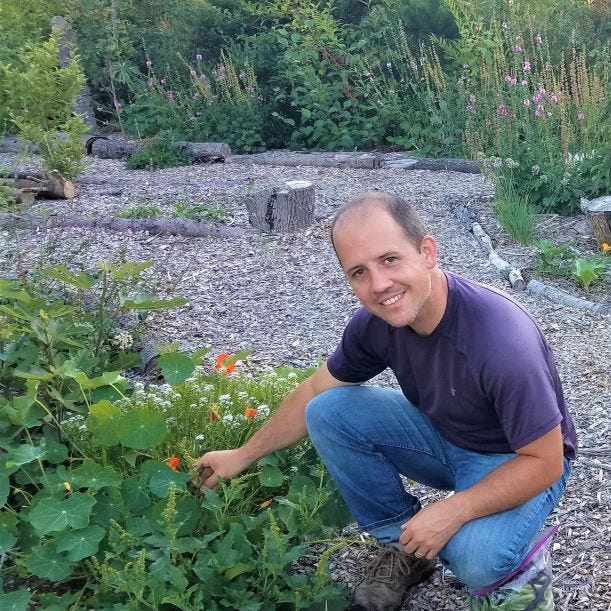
[349,546,437,611]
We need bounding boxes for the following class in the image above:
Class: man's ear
[420,235,438,268]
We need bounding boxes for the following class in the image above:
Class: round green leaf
[0,472,9,507]
[6,444,45,468]
[0,529,17,554]
[119,409,167,449]
[71,459,122,491]
[122,476,152,512]
[149,468,190,498]
[86,400,122,447]
[44,442,69,464]
[158,352,195,386]
[29,492,96,534]
[258,465,284,488]
[0,590,31,611]
[24,544,74,581]
[55,525,106,561]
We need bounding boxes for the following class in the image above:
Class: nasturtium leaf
[158,352,195,386]
[29,492,96,533]
[149,468,190,498]
[122,476,152,512]
[0,589,31,611]
[200,488,223,511]
[0,511,17,553]
[71,459,122,491]
[6,444,45,468]
[220,348,255,366]
[125,515,154,536]
[55,525,106,561]
[86,401,121,447]
[91,487,123,527]
[44,442,69,464]
[24,544,75,581]
[174,496,201,536]
[118,409,167,449]
[258,465,284,488]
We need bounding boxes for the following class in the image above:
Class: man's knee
[305,386,355,437]
[440,524,516,590]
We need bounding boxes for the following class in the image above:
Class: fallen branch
[471,223,526,290]
[526,279,611,316]
[382,157,481,174]
[0,213,253,238]
[229,151,382,169]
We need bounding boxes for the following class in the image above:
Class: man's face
[333,207,439,331]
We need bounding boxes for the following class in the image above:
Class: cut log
[581,196,611,248]
[1,176,76,199]
[3,189,36,206]
[245,181,315,232]
[230,151,381,169]
[0,213,253,238]
[382,156,482,174]
[527,279,611,316]
[86,136,231,162]
[471,222,526,290]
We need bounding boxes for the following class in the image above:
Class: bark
[230,151,381,169]
[1,177,77,199]
[86,136,231,161]
[0,213,253,238]
[471,222,526,290]
[527,279,611,316]
[382,157,482,174]
[581,196,611,247]
[3,189,36,206]
[245,181,315,232]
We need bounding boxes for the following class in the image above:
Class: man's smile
[381,291,405,306]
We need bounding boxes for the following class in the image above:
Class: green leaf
[71,459,122,491]
[122,476,152,512]
[0,472,9,507]
[29,492,96,534]
[0,590,32,611]
[118,409,167,449]
[121,296,187,310]
[45,442,68,464]
[149,468,190,498]
[0,511,18,553]
[258,465,284,488]
[24,543,74,581]
[86,401,122,447]
[43,265,97,289]
[225,562,252,581]
[108,261,153,279]
[158,352,195,386]
[55,525,106,561]
[6,444,45,468]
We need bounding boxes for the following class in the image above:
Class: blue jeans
[305,386,571,592]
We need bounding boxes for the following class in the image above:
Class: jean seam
[362,505,420,533]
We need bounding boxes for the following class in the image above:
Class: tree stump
[581,196,611,247]
[245,181,315,232]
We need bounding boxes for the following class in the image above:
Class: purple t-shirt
[327,272,577,459]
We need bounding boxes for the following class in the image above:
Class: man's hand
[399,496,466,560]
[194,448,252,490]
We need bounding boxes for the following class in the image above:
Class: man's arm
[400,425,565,559]
[195,363,350,489]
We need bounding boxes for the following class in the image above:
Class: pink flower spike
[523,60,531,72]
[523,99,531,107]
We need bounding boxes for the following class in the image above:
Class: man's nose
[369,268,393,293]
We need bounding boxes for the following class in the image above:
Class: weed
[113,203,163,219]
[172,200,226,223]
[493,181,535,245]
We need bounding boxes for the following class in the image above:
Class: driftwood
[1,176,76,199]
[86,136,231,162]
[527,279,611,316]
[581,196,611,247]
[230,151,382,169]
[382,156,481,174]
[245,181,315,232]
[471,223,526,290]
[0,213,252,238]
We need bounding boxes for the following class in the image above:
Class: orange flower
[244,407,257,419]
[602,243,610,253]
[166,455,181,472]
[209,409,219,423]
[260,498,273,509]
[214,352,236,375]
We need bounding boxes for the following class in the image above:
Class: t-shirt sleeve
[327,308,388,383]
[482,327,563,451]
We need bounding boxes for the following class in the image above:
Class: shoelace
[365,547,418,584]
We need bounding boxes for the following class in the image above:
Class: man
[196,192,576,610]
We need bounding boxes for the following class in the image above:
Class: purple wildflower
[523,99,531,107]
[550,93,559,104]
[523,60,531,72]
[497,104,510,117]
[513,44,523,54]
[166,90,174,101]
[521,79,528,86]
[535,103,544,117]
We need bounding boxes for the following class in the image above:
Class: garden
[1,0,610,610]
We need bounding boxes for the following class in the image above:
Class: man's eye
[351,269,364,278]
[385,256,396,263]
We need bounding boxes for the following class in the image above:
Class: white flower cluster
[111,330,134,351]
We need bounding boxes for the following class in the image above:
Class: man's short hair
[331,191,428,251]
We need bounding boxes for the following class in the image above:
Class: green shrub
[2,37,88,177]
[125,135,194,170]
[113,203,163,218]
[172,200,227,223]
[492,180,535,245]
